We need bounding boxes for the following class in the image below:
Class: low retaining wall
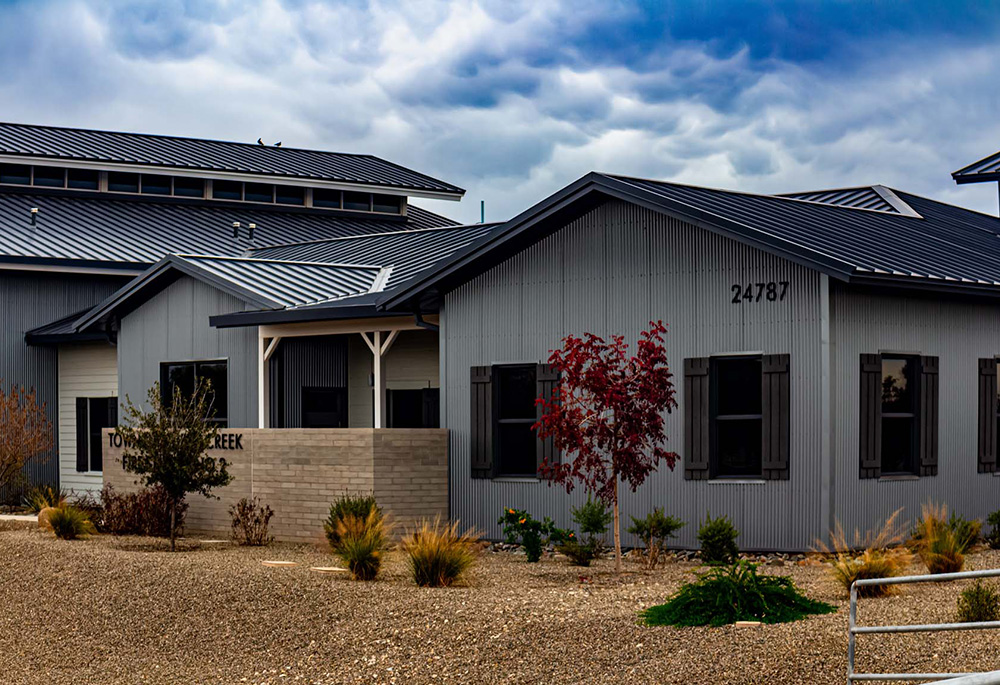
[103,428,449,543]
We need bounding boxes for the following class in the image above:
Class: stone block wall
[103,428,448,543]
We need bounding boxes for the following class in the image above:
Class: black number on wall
[731,281,789,304]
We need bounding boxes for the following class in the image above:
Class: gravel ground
[1,527,999,684]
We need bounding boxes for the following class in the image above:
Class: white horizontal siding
[58,343,117,496]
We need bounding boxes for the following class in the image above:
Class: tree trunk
[612,476,622,574]
[170,498,177,552]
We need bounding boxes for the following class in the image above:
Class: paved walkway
[0,513,36,522]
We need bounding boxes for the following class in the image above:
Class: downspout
[413,311,439,332]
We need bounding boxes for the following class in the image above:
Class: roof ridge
[175,253,383,271]
[888,187,1000,223]
[247,222,501,252]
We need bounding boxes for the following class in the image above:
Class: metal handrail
[848,568,1000,683]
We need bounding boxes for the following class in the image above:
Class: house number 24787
[731,281,789,304]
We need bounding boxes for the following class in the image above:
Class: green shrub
[23,485,67,514]
[912,503,965,574]
[958,580,1000,623]
[814,509,913,598]
[628,508,685,569]
[335,510,389,581]
[94,484,186,537]
[498,508,560,562]
[402,517,479,587]
[697,513,739,565]
[556,538,599,566]
[573,496,613,542]
[987,511,1000,550]
[48,506,94,540]
[641,561,836,627]
[229,497,274,546]
[324,493,380,551]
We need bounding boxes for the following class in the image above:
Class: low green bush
[557,538,599,566]
[48,506,94,540]
[986,511,1000,550]
[324,493,380,551]
[498,508,559,562]
[641,561,836,627]
[628,509,685,569]
[23,485,68,514]
[573,496,612,544]
[229,497,274,546]
[697,513,740,565]
[403,517,479,587]
[958,580,1000,622]
[336,510,390,581]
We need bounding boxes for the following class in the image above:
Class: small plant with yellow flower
[498,507,561,562]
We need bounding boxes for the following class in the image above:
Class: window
[494,365,539,476]
[108,172,139,193]
[276,185,305,206]
[301,387,348,428]
[244,182,274,203]
[880,355,919,475]
[0,164,30,185]
[173,177,205,197]
[159,360,228,426]
[212,179,242,200]
[67,169,99,190]
[141,174,172,195]
[313,188,341,208]
[372,193,402,214]
[32,166,65,188]
[710,356,763,478]
[388,388,440,428]
[343,191,371,211]
[75,397,116,473]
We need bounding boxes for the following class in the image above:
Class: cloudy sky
[1,0,999,223]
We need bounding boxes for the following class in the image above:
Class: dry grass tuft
[911,502,965,574]
[335,510,391,581]
[401,516,480,587]
[813,508,913,598]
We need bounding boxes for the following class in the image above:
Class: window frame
[709,354,764,479]
[77,396,116,473]
[159,359,229,427]
[879,354,921,476]
[491,363,540,478]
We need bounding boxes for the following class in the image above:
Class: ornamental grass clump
[229,497,274,547]
[641,561,836,627]
[48,506,94,540]
[957,580,1000,623]
[813,508,913,598]
[911,502,965,574]
[335,510,390,581]
[23,485,67,514]
[628,508,685,570]
[403,517,480,587]
[324,493,380,551]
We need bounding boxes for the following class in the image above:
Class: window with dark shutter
[75,398,89,473]
[762,354,791,480]
[536,364,559,471]
[684,358,710,480]
[880,355,920,476]
[711,356,764,478]
[859,354,882,479]
[470,366,493,478]
[978,358,998,474]
[493,365,539,477]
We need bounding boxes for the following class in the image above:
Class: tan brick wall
[103,428,448,543]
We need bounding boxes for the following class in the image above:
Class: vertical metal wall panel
[830,284,1000,538]
[444,200,824,551]
[272,336,348,428]
[118,275,258,427]
[0,271,125,502]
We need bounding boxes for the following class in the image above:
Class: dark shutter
[918,356,939,477]
[762,354,791,480]
[979,358,998,474]
[470,366,493,479]
[75,398,88,473]
[684,358,710,480]
[536,363,560,470]
[422,388,440,429]
[859,354,882,479]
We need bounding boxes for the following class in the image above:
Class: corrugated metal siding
[0,271,125,503]
[117,276,258,427]
[270,336,348,428]
[443,200,824,551]
[830,284,1000,535]
[57,343,117,495]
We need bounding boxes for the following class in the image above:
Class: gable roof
[0,190,455,270]
[0,122,464,197]
[377,172,1000,312]
[73,254,386,332]
[952,150,1000,185]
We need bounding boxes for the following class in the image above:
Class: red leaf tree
[535,321,679,573]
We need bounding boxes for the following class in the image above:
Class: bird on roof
[274,141,282,147]
[257,137,264,146]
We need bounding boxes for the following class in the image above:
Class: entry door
[301,387,348,428]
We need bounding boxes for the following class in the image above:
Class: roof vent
[248,223,256,243]
[30,207,38,227]
[232,221,240,239]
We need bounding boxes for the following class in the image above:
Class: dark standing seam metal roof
[778,186,902,214]
[0,191,456,267]
[247,223,502,289]
[25,307,110,345]
[0,122,464,195]
[378,172,1000,311]
[952,149,1000,184]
